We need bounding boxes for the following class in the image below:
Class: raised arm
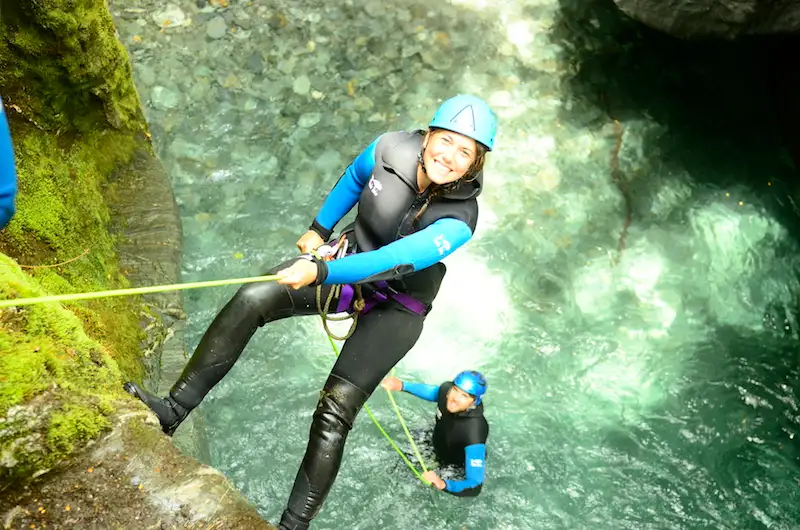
[400,381,440,402]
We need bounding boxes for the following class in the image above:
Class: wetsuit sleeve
[400,381,439,402]
[444,444,486,497]
[309,136,381,240]
[317,217,472,285]
[0,99,17,230]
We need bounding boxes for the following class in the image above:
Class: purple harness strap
[335,282,428,317]
[335,285,355,314]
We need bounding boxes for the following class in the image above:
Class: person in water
[0,97,18,230]
[123,94,498,530]
[381,370,489,497]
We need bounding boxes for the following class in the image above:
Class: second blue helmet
[453,370,487,405]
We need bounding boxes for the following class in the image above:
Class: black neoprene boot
[123,382,191,436]
[278,374,369,529]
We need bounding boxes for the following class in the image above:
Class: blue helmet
[453,370,487,405]
[429,94,498,151]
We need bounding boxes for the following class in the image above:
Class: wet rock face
[613,0,800,39]
[0,405,277,530]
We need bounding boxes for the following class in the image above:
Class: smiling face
[446,385,476,413]
[420,129,479,186]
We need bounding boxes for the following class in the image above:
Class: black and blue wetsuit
[402,380,488,497]
[0,98,18,230]
[123,130,483,530]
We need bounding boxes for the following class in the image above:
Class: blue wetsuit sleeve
[0,99,18,230]
[321,217,473,285]
[400,381,439,402]
[311,136,380,238]
[444,444,486,497]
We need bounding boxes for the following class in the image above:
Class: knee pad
[307,374,368,452]
[315,374,368,429]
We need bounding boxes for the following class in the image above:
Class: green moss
[0,123,145,382]
[0,0,154,487]
[2,126,136,277]
[0,254,130,483]
[0,256,123,408]
[0,0,148,386]
[48,405,110,454]
[0,0,146,134]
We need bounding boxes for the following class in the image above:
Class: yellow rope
[0,274,280,308]
[0,245,434,486]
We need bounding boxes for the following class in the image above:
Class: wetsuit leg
[124,258,340,435]
[279,303,425,530]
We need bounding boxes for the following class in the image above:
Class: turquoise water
[112,0,800,528]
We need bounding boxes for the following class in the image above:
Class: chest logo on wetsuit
[470,459,484,468]
[433,234,451,255]
[368,175,383,196]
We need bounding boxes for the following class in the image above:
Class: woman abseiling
[124,94,498,530]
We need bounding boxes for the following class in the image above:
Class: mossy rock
[0,253,128,484]
[0,0,145,134]
[0,0,150,384]
[0,3,273,528]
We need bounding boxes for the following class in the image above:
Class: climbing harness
[312,234,365,341]
[311,235,429,338]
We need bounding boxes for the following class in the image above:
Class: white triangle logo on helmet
[450,105,476,132]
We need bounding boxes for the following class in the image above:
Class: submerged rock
[151,4,188,28]
[151,85,180,110]
[207,16,228,39]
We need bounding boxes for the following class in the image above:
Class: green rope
[0,274,280,308]
[323,333,431,486]
[385,373,429,474]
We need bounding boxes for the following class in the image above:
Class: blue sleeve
[322,217,473,285]
[401,381,439,402]
[313,136,380,233]
[0,98,18,230]
[444,444,485,497]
